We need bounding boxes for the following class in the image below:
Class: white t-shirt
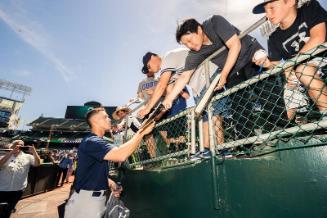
[160,47,189,85]
[137,77,158,102]
[189,61,218,97]
[0,152,35,191]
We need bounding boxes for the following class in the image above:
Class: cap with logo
[252,0,277,14]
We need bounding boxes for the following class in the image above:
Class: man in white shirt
[138,48,190,119]
[137,63,158,102]
[0,140,41,218]
[137,49,191,156]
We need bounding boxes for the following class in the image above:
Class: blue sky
[0,0,326,129]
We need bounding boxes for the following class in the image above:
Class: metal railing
[128,107,194,168]
[126,17,327,168]
[208,43,327,153]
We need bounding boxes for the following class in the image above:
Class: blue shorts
[194,70,231,121]
[165,95,187,118]
[194,89,231,121]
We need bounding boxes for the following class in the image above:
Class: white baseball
[254,49,268,61]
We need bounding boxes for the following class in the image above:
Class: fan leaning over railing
[128,43,327,169]
[127,10,327,167]
[209,43,327,153]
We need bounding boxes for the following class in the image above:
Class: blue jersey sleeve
[82,136,114,161]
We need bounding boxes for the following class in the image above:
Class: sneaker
[200,149,211,159]
[189,151,201,161]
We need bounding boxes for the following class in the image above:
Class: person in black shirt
[253,0,327,119]
[163,16,288,152]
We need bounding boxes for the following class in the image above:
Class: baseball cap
[141,52,157,74]
[252,0,277,14]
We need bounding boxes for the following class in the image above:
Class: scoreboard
[0,97,23,129]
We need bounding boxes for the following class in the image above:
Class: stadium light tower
[0,79,32,101]
[0,79,32,129]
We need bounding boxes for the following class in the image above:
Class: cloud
[16,69,32,77]
[140,0,264,52]
[0,6,75,82]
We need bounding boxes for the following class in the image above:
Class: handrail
[217,120,327,150]
[128,21,327,168]
[122,100,146,142]
[155,107,193,127]
[129,149,188,167]
[210,42,327,103]
[194,17,266,117]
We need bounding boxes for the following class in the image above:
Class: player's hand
[139,121,155,136]
[109,180,123,198]
[138,107,150,119]
[112,186,123,198]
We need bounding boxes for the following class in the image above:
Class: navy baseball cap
[252,0,277,14]
[142,52,157,74]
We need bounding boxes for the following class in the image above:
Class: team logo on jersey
[282,22,310,54]
[141,81,157,90]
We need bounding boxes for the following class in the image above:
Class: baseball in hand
[253,49,268,61]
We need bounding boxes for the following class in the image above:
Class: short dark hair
[86,107,105,127]
[142,52,158,74]
[176,18,201,43]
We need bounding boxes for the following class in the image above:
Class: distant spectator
[56,152,73,187]
[112,106,131,132]
[42,150,56,164]
[0,140,41,218]
[65,153,75,183]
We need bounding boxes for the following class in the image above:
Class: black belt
[75,189,109,197]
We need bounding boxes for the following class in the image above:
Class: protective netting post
[207,103,216,156]
[190,110,196,155]
[198,118,204,152]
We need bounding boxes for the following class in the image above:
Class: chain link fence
[207,43,327,156]
[126,43,327,168]
[128,108,193,168]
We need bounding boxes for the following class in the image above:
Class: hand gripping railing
[194,17,266,117]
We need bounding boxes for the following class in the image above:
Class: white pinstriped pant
[64,190,107,218]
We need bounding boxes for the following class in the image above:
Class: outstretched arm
[216,34,241,90]
[104,122,155,162]
[138,72,171,118]
[162,70,194,109]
